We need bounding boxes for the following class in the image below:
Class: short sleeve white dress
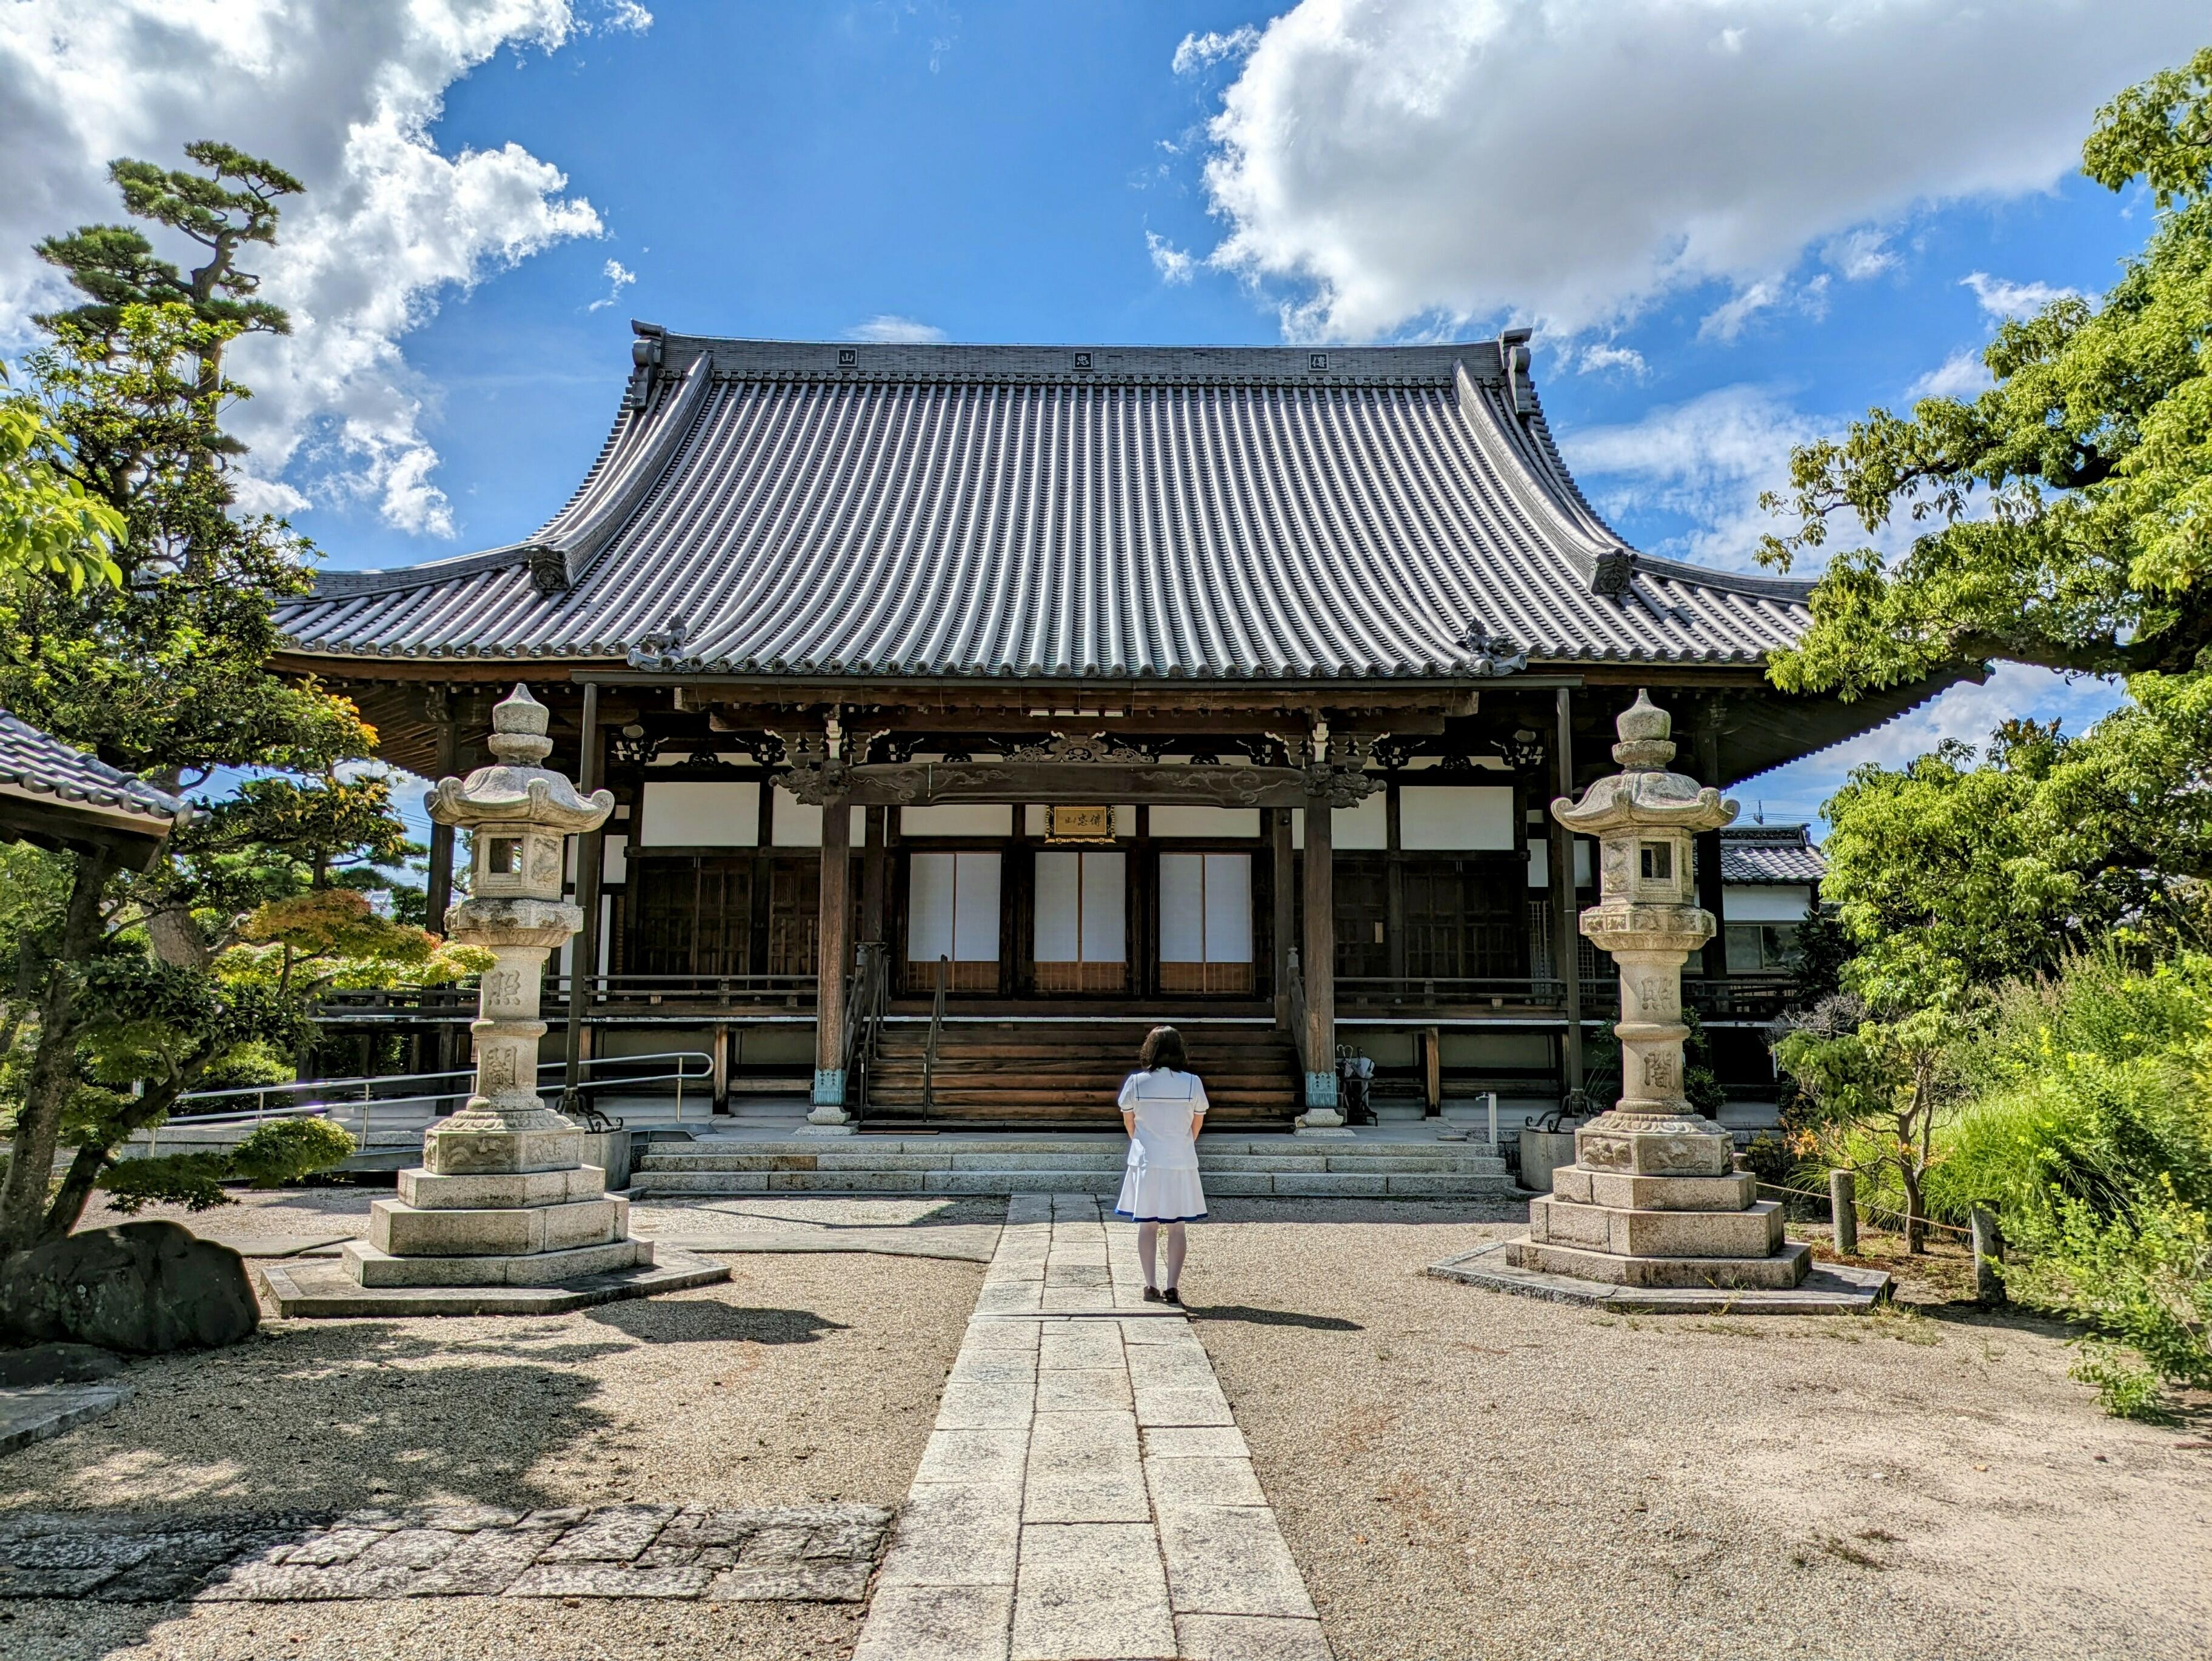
[1114,1068,1209,1223]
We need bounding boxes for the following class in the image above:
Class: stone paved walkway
[856,1194,1330,1661]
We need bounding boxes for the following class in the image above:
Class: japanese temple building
[276,328,1930,1128]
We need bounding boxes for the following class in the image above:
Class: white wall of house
[1722,883,1815,921]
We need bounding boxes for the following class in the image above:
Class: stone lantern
[342,684,654,1290]
[1508,690,1809,1290]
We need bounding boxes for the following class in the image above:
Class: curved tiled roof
[279,335,1816,680]
[0,711,190,834]
[1720,824,1826,884]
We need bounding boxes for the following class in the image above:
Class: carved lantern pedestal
[1505,692,1809,1291]
[342,685,653,1290]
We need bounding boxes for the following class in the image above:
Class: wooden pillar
[809,796,852,1123]
[861,806,887,944]
[1552,686,1585,1101]
[1272,808,1296,1028]
[424,687,459,1077]
[562,681,603,1107]
[1696,708,1728,983]
[1384,781,1406,982]
[1300,794,1340,1121]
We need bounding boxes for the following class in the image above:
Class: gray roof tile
[0,711,189,832]
[1720,824,1825,884]
[278,336,1817,678]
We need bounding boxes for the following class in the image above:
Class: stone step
[632,1168,1518,1198]
[633,1152,1508,1180]
[639,1135,1504,1158]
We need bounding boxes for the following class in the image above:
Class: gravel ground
[75,1188,1007,1248]
[0,1251,983,1661]
[1182,1200,2212,1661]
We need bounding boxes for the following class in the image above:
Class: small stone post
[1831,1167,1858,1257]
[1506,690,1811,1291]
[1971,1205,2007,1306]
[343,684,655,1290]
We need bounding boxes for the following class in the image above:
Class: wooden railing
[544,973,819,1010]
[1284,948,1310,1075]
[1335,975,1797,1022]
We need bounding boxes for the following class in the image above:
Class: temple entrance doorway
[1158,852,1254,995]
[906,850,1002,992]
[1034,849,1128,994]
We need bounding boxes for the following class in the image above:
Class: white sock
[1163,1222,1187,1289]
[1137,1221,1160,1288]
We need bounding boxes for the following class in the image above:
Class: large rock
[0,1221,258,1353]
[0,1341,127,1386]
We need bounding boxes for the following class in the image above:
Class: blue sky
[5,1,2204,829]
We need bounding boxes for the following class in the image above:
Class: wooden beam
[706,707,1452,737]
[834,761,1321,808]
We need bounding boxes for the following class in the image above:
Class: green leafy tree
[1773,999,1973,1252]
[1760,47,2212,695]
[0,144,436,1251]
[0,381,122,592]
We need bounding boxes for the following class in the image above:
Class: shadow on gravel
[1186,1303,1362,1332]
[584,1302,849,1346]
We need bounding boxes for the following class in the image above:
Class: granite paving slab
[0,1383,132,1456]
[0,1504,890,1603]
[1425,1235,1893,1312]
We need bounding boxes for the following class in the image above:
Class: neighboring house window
[1725,922,1802,975]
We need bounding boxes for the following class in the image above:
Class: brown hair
[1138,1026,1188,1072]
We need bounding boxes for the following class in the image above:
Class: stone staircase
[861,1020,1300,1126]
[630,1134,1517,1200]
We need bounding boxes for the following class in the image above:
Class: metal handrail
[922,954,949,1113]
[142,1050,714,1155]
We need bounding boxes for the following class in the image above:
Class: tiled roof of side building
[1720,824,1826,884]
[0,710,190,833]
[278,332,1817,678]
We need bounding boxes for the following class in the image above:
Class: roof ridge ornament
[1589,549,1637,597]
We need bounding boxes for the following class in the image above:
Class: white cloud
[1172,27,1261,76]
[1193,0,2205,339]
[1146,232,1195,285]
[1563,384,1829,571]
[587,257,637,312]
[1575,341,1647,378]
[1823,228,1897,281]
[1698,279,1786,343]
[846,315,949,344]
[596,1,653,32]
[0,1,627,538]
[1960,270,2082,319]
[1910,347,1991,401]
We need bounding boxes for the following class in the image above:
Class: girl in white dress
[1114,1026,1208,1305]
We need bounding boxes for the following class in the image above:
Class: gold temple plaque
[1045,805,1116,844]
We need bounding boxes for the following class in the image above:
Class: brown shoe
[1162,1287,1182,1306]
[1141,1286,1163,1303]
